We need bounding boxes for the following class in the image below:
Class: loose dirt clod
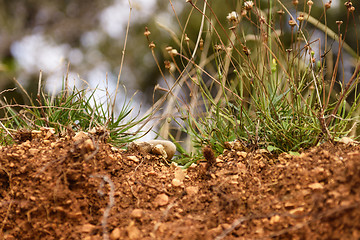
[154,193,169,207]
[110,227,121,240]
[126,221,141,239]
[130,209,144,219]
[171,178,183,187]
[202,145,216,171]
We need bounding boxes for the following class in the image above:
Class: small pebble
[171,178,182,187]
[126,222,141,239]
[130,209,144,219]
[110,227,121,240]
[154,193,169,207]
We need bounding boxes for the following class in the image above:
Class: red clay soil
[0,129,360,240]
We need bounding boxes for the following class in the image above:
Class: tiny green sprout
[316,60,321,70]
[218,71,223,79]
[271,58,277,73]
[167,117,172,123]
[311,51,315,57]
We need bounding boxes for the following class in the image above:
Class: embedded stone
[129,140,176,160]
[154,193,169,207]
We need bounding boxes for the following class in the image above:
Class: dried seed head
[184,34,190,42]
[344,1,355,12]
[260,16,266,24]
[244,1,254,10]
[307,0,314,7]
[241,9,248,16]
[169,63,176,73]
[226,11,239,24]
[288,19,296,27]
[336,20,343,26]
[144,28,151,37]
[277,10,284,15]
[243,46,251,56]
[214,45,224,52]
[199,39,204,51]
[297,14,304,22]
[325,1,332,9]
[292,0,299,6]
[149,42,155,49]
[164,60,171,69]
[170,49,178,55]
[165,46,173,52]
[344,1,352,8]
[185,0,192,3]
[164,61,175,72]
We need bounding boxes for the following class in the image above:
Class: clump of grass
[147,0,360,161]
[0,4,147,147]
[0,72,146,146]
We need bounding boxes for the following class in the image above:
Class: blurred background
[0,0,359,137]
[0,0,171,103]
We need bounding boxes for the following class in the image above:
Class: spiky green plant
[0,76,146,146]
[147,0,360,162]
